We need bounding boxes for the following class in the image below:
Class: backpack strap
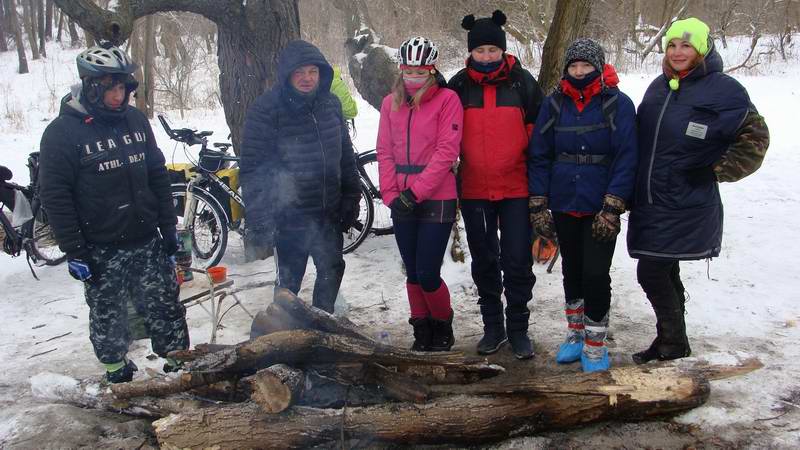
[538,93,563,135]
[601,93,618,132]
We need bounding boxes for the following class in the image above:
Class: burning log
[152,365,712,449]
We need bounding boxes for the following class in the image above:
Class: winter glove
[340,195,361,232]
[390,189,418,216]
[244,226,275,262]
[529,196,557,240]
[591,194,626,242]
[160,226,179,256]
[685,165,717,187]
[67,258,93,282]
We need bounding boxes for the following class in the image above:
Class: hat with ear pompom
[462,10,507,52]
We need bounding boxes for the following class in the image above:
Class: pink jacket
[376,84,463,207]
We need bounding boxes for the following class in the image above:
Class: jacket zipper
[404,108,413,189]
[311,110,327,217]
[646,90,673,204]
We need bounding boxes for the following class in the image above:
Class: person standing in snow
[447,10,544,359]
[376,36,463,352]
[528,38,638,372]
[39,44,189,383]
[628,18,769,364]
[240,40,361,314]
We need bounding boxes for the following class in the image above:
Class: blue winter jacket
[528,66,638,213]
[627,42,751,260]
[240,40,360,230]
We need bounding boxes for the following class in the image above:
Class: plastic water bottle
[375,330,391,346]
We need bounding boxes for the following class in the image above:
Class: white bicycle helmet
[398,36,439,66]
[77,44,138,78]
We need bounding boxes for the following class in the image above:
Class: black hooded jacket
[240,40,360,230]
[39,85,176,258]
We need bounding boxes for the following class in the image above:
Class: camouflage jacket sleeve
[713,108,769,183]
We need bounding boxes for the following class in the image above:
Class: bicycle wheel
[171,185,228,269]
[27,202,66,266]
[358,152,393,235]
[342,182,373,254]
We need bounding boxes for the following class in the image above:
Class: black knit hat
[563,38,605,74]
[462,10,507,52]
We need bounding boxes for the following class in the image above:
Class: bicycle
[1,153,67,278]
[159,116,385,269]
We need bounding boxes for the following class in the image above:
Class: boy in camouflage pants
[40,44,189,383]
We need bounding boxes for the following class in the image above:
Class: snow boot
[476,302,507,355]
[506,307,534,360]
[408,317,432,351]
[428,311,454,352]
[105,359,138,384]
[555,298,584,364]
[632,306,691,364]
[581,314,610,372]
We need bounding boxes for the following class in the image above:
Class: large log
[186,329,467,374]
[153,365,711,449]
[111,371,231,399]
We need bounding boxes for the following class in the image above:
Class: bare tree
[54,0,300,154]
[21,0,39,59]
[713,0,739,49]
[639,0,689,62]
[44,0,53,40]
[67,18,79,47]
[36,0,46,56]
[5,0,29,73]
[725,0,772,73]
[0,0,8,52]
[538,0,592,93]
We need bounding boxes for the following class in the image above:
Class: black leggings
[553,212,616,321]
[393,219,453,292]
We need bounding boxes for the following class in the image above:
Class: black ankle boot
[633,309,691,364]
[477,310,507,355]
[105,360,138,384]
[408,317,432,351]
[428,312,454,351]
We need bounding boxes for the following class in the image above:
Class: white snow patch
[29,372,81,400]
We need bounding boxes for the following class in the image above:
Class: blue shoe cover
[555,341,583,364]
[581,347,610,373]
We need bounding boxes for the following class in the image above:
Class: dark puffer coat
[240,40,360,230]
[39,85,176,259]
[627,42,752,260]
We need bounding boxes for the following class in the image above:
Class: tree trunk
[153,365,711,449]
[55,6,63,41]
[67,18,78,47]
[36,0,45,56]
[22,0,39,60]
[142,13,155,117]
[44,0,52,39]
[0,0,7,52]
[537,0,592,94]
[6,0,29,73]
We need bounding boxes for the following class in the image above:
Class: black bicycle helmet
[77,43,138,79]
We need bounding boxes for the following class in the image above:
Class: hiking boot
[506,308,534,360]
[409,317,432,351]
[105,360,138,384]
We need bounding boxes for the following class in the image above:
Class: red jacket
[447,54,544,200]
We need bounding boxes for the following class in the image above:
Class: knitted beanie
[462,10,507,52]
[662,17,710,56]
[563,38,605,74]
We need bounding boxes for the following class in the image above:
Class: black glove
[244,226,275,262]
[685,165,717,187]
[390,189,417,216]
[340,196,361,232]
[160,226,179,256]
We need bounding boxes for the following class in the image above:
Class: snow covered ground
[1,40,800,448]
